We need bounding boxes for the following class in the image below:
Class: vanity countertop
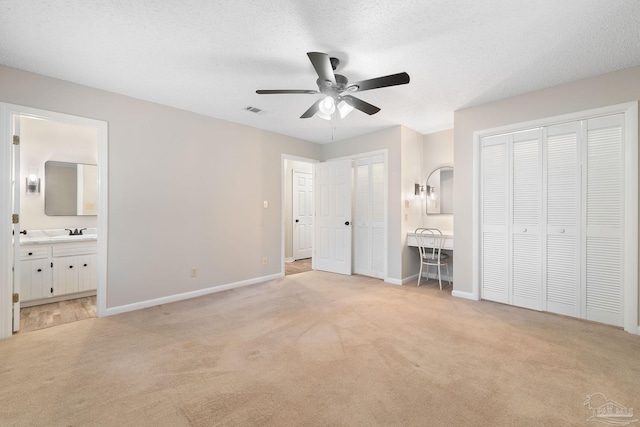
[19,228,97,245]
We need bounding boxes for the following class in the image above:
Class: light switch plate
[264,201,268,208]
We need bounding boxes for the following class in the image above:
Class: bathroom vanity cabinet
[20,239,97,306]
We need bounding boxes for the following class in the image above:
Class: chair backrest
[414,228,445,260]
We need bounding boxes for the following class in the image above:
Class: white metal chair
[415,228,451,290]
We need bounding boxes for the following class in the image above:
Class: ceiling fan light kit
[256,52,410,120]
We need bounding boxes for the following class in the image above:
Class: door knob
[345,221,350,226]
[295,219,299,223]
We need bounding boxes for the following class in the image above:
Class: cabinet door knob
[83,263,88,267]
[37,268,42,272]
[69,265,73,269]
[558,228,565,233]
[521,227,527,233]
[345,221,350,226]
[28,252,33,256]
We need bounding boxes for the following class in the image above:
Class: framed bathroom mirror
[44,161,98,216]
[426,166,453,215]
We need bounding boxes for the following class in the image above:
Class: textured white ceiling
[1,1,640,143]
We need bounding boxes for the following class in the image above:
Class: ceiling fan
[256,52,410,120]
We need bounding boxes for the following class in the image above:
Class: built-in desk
[406,231,454,250]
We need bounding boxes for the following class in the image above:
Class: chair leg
[417,262,423,286]
[437,264,442,290]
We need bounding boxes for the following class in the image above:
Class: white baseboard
[384,277,403,286]
[451,290,479,301]
[284,257,294,263]
[402,274,419,285]
[104,273,282,317]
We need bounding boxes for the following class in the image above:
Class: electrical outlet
[263,200,268,208]
[262,257,268,265]
[190,268,198,277]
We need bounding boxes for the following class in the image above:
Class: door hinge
[12,135,19,145]
[12,293,19,303]
[12,214,19,224]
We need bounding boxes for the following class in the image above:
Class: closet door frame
[472,102,639,335]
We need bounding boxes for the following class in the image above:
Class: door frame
[0,103,108,339]
[471,101,639,334]
[281,154,318,276]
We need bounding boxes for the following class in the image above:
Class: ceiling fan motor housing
[317,74,349,96]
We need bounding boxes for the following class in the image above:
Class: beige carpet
[1,271,639,426]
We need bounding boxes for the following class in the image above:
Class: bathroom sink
[50,234,97,240]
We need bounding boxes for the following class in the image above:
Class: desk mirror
[426,166,453,215]
[45,161,98,216]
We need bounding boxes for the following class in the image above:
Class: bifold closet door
[481,134,509,303]
[584,114,624,327]
[511,129,542,310]
[545,122,581,318]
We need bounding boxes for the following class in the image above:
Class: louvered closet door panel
[354,161,370,275]
[584,114,624,327]
[511,130,542,310]
[545,122,581,317]
[370,158,385,278]
[481,135,509,303]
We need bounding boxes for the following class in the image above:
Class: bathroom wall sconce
[414,184,425,198]
[427,185,435,200]
[26,169,40,193]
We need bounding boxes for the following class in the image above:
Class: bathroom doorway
[282,156,317,276]
[0,103,108,338]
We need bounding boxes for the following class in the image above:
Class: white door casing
[11,115,21,332]
[313,159,352,275]
[292,171,313,260]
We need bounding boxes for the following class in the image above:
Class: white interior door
[511,129,542,310]
[545,121,581,318]
[313,159,352,275]
[584,114,624,327]
[11,115,21,332]
[292,171,313,260]
[481,134,509,304]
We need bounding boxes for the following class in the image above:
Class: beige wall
[401,126,424,279]
[423,129,454,231]
[0,65,321,309]
[453,65,640,298]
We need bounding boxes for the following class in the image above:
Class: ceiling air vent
[245,106,263,114]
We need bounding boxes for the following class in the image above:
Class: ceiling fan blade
[300,99,323,119]
[307,52,336,86]
[346,72,410,93]
[256,89,319,94]
[341,95,381,115]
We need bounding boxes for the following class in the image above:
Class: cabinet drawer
[20,246,49,261]
[52,242,97,257]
